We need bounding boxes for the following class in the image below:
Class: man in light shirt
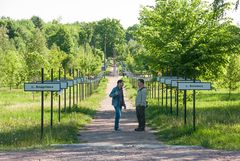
[135,79,147,131]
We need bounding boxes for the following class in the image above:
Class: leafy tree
[222,54,240,99]
[46,25,74,53]
[136,0,240,79]
[94,18,125,58]
[125,24,139,42]
[31,16,44,30]
[0,51,25,90]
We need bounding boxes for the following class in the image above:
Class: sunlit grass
[0,78,107,151]
[123,78,240,151]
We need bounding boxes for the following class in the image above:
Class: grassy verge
[0,78,107,151]
[123,77,240,151]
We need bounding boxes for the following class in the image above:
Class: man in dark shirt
[109,80,126,131]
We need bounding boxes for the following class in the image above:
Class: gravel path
[0,76,240,161]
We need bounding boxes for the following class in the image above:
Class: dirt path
[0,76,240,161]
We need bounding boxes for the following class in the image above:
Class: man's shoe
[135,128,145,131]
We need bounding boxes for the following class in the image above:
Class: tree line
[0,17,125,89]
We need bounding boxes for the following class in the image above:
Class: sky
[0,0,239,29]
[0,0,155,29]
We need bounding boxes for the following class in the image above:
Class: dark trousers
[136,105,145,129]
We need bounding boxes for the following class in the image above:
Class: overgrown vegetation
[0,78,107,151]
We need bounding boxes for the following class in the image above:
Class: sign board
[160,76,178,84]
[36,80,68,89]
[24,83,61,91]
[67,80,74,87]
[171,79,198,87]
[165,77,184,85]
[73,79,78,85]
[178,82,211,90]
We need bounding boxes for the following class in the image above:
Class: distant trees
[0,17,126,89]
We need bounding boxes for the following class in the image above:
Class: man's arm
[141,88,147,106]
[109,87,117,98]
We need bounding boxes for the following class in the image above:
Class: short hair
[117,79,123,84]
[138,79,144,84]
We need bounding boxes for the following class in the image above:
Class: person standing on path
[135,79,147,131]
[109,79,126,131]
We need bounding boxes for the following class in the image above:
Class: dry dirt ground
[0,76,240,161]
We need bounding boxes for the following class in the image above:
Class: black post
[158,79,160,111]
[176,69,179,116]
[166,68,168,109]
[161,69,164,107]
[50,69,53,128]
[82,76,84,100]
[184,72,187,125]
[58,68,61,122]
[64,69,66,112]
[41,68,44,139]
[193,72,196,131]
[73,69,75,106]
[152,82,154,98]
[170,68,173,114]
[69,69,71,110]
[79,71,82,101]
[76,70,78,105]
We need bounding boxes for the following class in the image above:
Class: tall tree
[136,0,240,79]
[94,18,125,58]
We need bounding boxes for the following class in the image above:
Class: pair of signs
[24,78,86,92]
[158,77,211,90]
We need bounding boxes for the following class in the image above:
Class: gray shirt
[135,87,147,107]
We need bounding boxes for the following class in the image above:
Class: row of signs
[24,76,103,92]
[157,76,211,90]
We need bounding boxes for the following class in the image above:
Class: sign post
[41,68,44,139]
[58,69,61,122]
[178,81,211,130]
[50,69,53,128]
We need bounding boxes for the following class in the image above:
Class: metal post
[73,69,75,106]
[50,69,53,128]
[170,68,173,114]
[161,69,164,107]
[184,72,187,125]
[158,80,160,112]
[69,69,71,110]
[193,73,196,131]
[58,69,61,122]
[166,68,168,109]
[76,69,78,105]
[64,69,66,112]
[41,68,44,139]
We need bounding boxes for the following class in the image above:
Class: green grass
[0,79,107,151]
[123,78,240,151]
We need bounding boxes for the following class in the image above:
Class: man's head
[117,79,124,89]
[138,79,144,88]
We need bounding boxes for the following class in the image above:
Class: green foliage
[0,51,26,89]
[221,54,240,98]
[135,0,240,79]
[94,18,125,58]
[31,16,44,30]
[47,26,74,53]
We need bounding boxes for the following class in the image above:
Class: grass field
[0,79,107,151]
[123,77,240,151]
